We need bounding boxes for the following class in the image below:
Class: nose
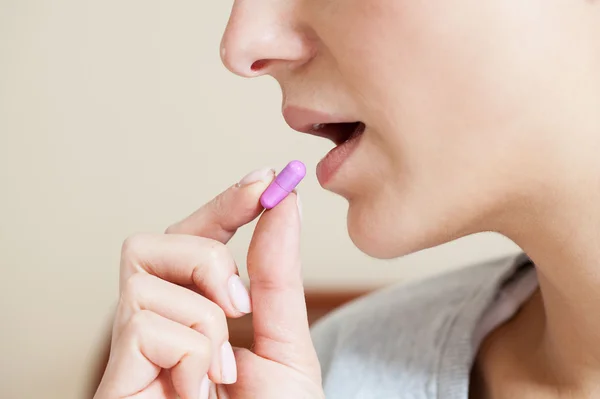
[220,1,316,77]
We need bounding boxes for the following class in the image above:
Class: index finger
[165,167,275,242]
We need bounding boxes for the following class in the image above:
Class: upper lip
[282,106,360,144]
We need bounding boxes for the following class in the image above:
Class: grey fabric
[311,254,532,399]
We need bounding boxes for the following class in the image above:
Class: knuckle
[211,193,227,219]
[203,302,227,330]
[205,241,229,265]
[192,241,229,282]
[121,233,150,260]
[127,309,154,335]
[122,273,150,302]
[188,333,211,358]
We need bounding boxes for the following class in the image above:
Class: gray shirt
[311,254,537,399]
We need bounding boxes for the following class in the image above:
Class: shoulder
[311,254,523,398]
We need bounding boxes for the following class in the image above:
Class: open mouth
[282,107,367,185]
[308,122,366,146]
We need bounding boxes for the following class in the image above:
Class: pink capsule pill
[260,160,306,209]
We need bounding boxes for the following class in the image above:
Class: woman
[94,1,600,398]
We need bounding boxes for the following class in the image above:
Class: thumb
[246,192,320,376]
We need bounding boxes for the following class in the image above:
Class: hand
[94,168,324,399]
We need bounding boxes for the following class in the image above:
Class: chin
[346,196,472,260]
[346,200,426,259]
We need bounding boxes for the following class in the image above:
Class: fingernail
[228,275,252,314]
[236,167,275,187]
[199,374,209,399]
[220,341,237,384]
[294,189,303,221]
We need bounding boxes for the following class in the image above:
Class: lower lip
[316,129,364,186]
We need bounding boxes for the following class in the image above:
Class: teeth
[312,123,325,131]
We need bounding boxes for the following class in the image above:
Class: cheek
[320,0,556,139]
[316,1,566,256]
[345,142,519,259]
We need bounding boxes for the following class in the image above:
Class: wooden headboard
[89,289,368,397]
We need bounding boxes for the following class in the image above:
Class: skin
[96,0,600,398]
[95,174,324,399]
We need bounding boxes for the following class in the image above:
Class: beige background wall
[0,1,520,398]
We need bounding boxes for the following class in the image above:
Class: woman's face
[221,1,594,258]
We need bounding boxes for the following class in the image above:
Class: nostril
[251,59,269,72]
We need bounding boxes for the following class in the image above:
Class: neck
[492,136,600,395]
[514,217,600,389]
[475,10,600,395]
